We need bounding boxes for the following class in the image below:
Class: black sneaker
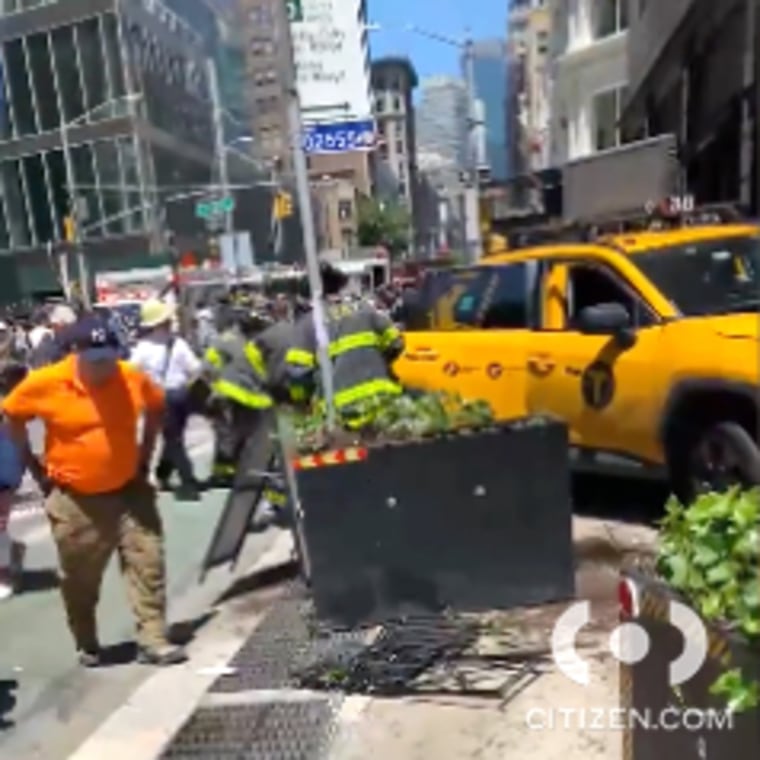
[137,643,188,666]
[78,648,102,668]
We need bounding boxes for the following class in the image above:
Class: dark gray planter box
[287,417,575,627]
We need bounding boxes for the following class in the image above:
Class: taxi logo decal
[487,363,503,379]
[443,362,459,376]
[581,362,615,409]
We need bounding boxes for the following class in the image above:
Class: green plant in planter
[291,391,495,453]
[657,487,760,712]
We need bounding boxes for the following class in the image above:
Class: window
[0,160,32,247]
[375,96,384,113]
[396,139,404,155]
[392,95,401,111]
[537,30,549,55]
[76,18,108,115]
[419,264,532,330]
[23,154,54,243]
[566,264,653,329]
[594,0,628,38]
[102,13,126,100]
[51,26,85,124]
[26,33,60,131]
[4,39,37,135]
[93,139,127,235]
[338,199,352,220]
[480,265,533,328]
[593,86,632,151]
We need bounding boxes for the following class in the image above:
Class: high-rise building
[0,0,289,295]
[238,0,295,170]
[0,1,218,293]
[549,0,632,165]
[371,57,418,208]
[507,0,553,180]
[415,76,468,170]
[468,39,509,180]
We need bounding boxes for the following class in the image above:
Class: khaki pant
[45,480,168,651]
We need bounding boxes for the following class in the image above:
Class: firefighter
[284,264,405,429]
[203,309,274,488]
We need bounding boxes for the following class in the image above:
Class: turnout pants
[45,479,168,652]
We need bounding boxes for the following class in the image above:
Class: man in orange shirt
[2,314,187,667]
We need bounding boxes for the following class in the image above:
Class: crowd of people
[0,263,407,667]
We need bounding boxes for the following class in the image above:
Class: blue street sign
[302,119,376,154]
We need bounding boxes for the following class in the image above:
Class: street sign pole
[286,88,336,431]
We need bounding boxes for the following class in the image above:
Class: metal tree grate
[161,700,335,760]
[296,613,478,696]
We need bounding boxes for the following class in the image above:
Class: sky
[368,0,509,80]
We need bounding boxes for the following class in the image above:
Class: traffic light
[63,215,76,242]
[274,191,293,219]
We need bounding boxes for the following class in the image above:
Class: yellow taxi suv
[396,222,760,504]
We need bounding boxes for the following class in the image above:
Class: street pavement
[0,417,281,759]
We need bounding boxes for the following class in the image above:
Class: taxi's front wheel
[670,421,760,505]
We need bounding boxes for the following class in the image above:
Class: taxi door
[397,262,537,420]
[525,259,666,464]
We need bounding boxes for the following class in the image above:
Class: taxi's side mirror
[577,303,636,348]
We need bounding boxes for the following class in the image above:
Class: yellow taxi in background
[396,222,760,503]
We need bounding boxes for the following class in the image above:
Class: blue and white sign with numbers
[302,119,376,154]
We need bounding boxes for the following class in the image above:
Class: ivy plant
[292,391,495,454]
[657,487,760,712]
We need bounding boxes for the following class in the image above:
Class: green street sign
[195,196,234,219]
[286,0,303,22]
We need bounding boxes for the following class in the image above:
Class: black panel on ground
[201,410,279,576]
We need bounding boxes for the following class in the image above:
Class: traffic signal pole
[60,122,91,310]
[207,57,241,282]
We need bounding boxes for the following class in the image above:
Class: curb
[68,531,295,760]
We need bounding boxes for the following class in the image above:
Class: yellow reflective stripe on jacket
[379,326,401,350]
[334,378,401,409]
[205,346,223,367]
[328,331,380,357]
[263,488,287,506]
[286,348,316,368]
[212,379,273,409]
[244,341,266,378]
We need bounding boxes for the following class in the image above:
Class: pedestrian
[0,364,26,601]
[29,303,77,367]
[1,314,187,667]
[285,263,406,429]
[28,307,52,353]
[131,300,202,501]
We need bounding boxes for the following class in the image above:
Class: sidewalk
[67,515,658,760]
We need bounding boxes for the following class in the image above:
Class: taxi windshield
[634,235,760,316]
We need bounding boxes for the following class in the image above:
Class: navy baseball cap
[68,314,120,361]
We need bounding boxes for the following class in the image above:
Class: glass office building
[0,0,219,293]
[471,40,509,181]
